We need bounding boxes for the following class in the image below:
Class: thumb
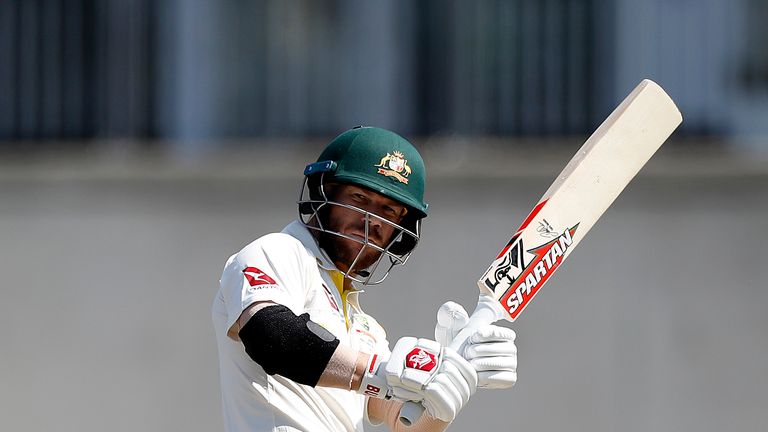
[435,301,470,345]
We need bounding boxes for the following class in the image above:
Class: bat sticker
[499,224,579,319]
[482,235,525,293]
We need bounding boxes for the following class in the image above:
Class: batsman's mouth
[346,231,384,245]
[352,233,386,249]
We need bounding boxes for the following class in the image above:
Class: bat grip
[398,296,507,425]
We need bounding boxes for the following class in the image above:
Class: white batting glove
[435,301,471,346]
[435,297,518,389]
[460,325,517,389]
[358,337,477,422]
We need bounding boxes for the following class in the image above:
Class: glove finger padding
[477,371,518,389]
[422,349,477,422]
[469,355,517,371]
[468,325,516,343]
[437,302,470,329]
[465,340,517,358]
[462,325,518,390]
[441,347,478,393]
[435,301,470,346]
[423,373,462,422]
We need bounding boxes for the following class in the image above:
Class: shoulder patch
[243,267,278,290]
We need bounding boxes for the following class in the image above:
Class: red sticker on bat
[499,224,579,320]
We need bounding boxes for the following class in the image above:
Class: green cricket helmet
[298,126,428,284]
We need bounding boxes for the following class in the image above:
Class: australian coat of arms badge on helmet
[375,151,412,184]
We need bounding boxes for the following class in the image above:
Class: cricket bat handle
[398,296,508,425]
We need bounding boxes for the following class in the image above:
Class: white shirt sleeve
[219,233,313,339]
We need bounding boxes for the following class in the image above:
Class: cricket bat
[399,79,683,424]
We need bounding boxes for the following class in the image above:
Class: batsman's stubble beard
[318,229,383,274]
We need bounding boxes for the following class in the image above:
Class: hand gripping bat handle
[398,295,507,425]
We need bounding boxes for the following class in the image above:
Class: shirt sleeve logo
[242,266,277,288]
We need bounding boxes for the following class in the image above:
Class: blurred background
[1,1,766,431]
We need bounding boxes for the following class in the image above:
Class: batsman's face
[321,184,408,273]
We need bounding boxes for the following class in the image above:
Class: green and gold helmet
[299,126,428,284]
[306,126,428,217]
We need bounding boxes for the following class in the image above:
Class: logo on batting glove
[406,348,437,372]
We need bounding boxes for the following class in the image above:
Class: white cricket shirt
[212,221,390,432]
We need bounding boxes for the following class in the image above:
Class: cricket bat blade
[479,79,682,321]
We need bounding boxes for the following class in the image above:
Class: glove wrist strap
[357,353,390,399]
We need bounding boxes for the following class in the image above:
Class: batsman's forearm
[317,344,369,390]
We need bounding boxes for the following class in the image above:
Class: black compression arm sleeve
[238,304,340,387]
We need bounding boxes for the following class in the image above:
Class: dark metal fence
[0,0,154,141]
[0,0,762,143]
